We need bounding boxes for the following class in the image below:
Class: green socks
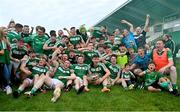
[172,84,178,90]
[31,87,37,94]
[17,89,22,94]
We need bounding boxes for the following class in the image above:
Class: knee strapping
[159,82,170,89]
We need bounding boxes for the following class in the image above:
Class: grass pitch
[0,62,180,111]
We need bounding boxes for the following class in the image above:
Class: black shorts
[125,80,132,86]
[149,80,161,89]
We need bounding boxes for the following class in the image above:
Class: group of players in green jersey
[0,15,179,103]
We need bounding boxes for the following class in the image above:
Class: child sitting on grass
[120,63,135,89]
[138,62,178,96]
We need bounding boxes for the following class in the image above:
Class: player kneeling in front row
[138,62,177,96]
[120,63,135,89]
[48,60,76,102]
[71,55,90,94]
[25,60,76,102]
[13,56,47,98]
[87,55,111,92]
[103,55,122,87]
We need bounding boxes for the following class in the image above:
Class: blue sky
[0,0,127,32]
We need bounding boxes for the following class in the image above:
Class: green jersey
[6,31,21,44]
[26,57,40,70]
[114,35,121,45]
[69,35,83,45]
[43,39,56,56]
[31,65,48,76]
[71,64,89,79]
[81,33,88,42]
[111,45,119,52]
[121,71,134,79]
[164,39,175,55]
[56,36,61,41]
[11,43,27,59]
[144,70,163,87]
[92,28,103,39]
[0,40,10,64]
[32,35,49,54]
[90,63,107,77]
[104,41,113,49]
[83,50,99,64]
[105,62,121,79]
[54,66,71,84]
[23,33,35,47]
[54,41,66,48]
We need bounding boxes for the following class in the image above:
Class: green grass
[1,62,180,111]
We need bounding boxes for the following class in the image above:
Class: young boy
[120,63,135,89]
[138,62,176,96]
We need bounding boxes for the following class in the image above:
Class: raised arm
[143,14,150,32]
[30,27,34,34]
[138,71,145,76]
[85,36,92,46]
[43,42,56,50]
[52,48,61,60]
[20,57,32,75]
[63,28,71,36]
[77,46,90,52]
[80,35,85,45]
[121,20,134,32]
[130,63,136,70]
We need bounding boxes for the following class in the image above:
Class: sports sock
[31,87,38,94]
[172,84,177,90]
[17,87,24,93]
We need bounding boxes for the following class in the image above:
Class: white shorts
[25,78,33,86]
[50,79,64,89]
[10,61,20,69]
[76,77,83,85]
